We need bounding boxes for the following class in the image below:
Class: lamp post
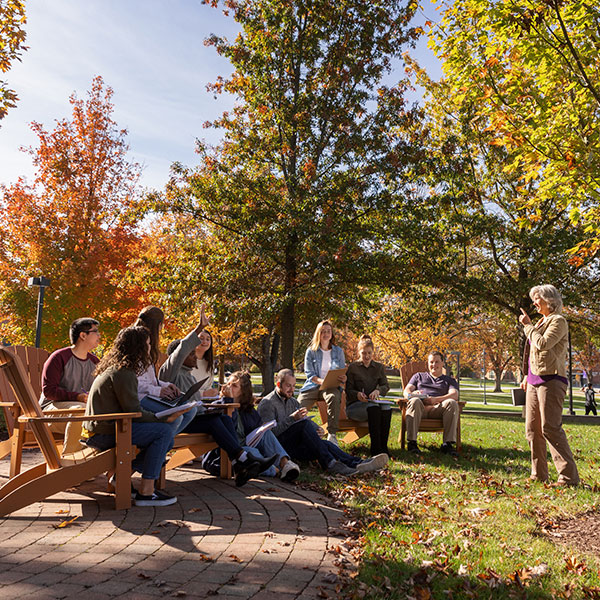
[482,349,487,405]
[28,276,51,348]
[568,329,575,415]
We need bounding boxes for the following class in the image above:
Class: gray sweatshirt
[257,389,303,437]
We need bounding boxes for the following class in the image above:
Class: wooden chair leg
[456,417,462,451]
[399,408,407,450]
[10,423,26,478]
[114,420,134,510]
[220,447,230,479]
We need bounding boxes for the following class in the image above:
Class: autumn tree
[0,76,143,349]
[154,0,420,370]
[428,0,600,259]
[0,0,27,121]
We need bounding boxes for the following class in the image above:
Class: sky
[0,0,442,192]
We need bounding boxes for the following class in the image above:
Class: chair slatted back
[400,361,428,389]
[0,348,62,469]
[0,345,49,433]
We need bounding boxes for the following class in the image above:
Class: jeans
[140,395,197,435]
[277,420,360,470]
[245,430,288,476]
[183,412,243,460]
[87,421,175,480]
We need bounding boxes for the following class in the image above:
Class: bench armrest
[18,412,142,423]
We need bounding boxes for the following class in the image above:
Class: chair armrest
[42,408,86,415]
[0,402,16,407]
[18,412,142,423]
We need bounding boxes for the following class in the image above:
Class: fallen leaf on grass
[53,516,79,529]
[565,555,586,574]
[458,564,468,576]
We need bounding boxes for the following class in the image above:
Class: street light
[482,349,487,405]
[27,276,51,349]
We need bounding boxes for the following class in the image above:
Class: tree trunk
[492,367,503,393]
[280,300,295,369]
[260,331,280,395]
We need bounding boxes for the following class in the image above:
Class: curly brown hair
[95,326,151,376]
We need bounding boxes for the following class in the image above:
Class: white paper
[245,420,277,448]
[155,400,200,419]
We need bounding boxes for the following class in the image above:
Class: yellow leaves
[53,515,79,529]
[564,555,586,574]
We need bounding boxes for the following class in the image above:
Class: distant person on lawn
[258,369,388,477]
[40,317,101,454]
[584,383,597,416]
[401,351,459,456]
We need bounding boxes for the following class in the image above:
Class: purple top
[526,341,568,386]
[408,372,458,397]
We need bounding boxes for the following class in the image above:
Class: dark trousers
[277,420,361,469]
[586,405,597,415]
[183,413,242,460]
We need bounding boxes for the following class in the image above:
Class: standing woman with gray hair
[519,285,579,486]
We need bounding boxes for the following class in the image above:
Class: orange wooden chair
[317,392,369,444]
[398,361,465,450]
[0,347,139,516]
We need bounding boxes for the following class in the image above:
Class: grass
[302,410,600,599]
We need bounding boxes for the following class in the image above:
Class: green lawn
[303,411,600,599]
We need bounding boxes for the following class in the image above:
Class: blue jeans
[277,420,361,470]
[245,430,288,476]
[87,421,175,480]
[183,412,243,460]
[140,396,197,435]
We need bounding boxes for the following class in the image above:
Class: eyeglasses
[85,329,100,335]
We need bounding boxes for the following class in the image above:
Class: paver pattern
[0,450,355,599]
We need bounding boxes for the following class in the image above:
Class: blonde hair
[310,320,335,352]
[357,336,374,351]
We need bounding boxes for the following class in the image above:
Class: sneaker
[134,490,177,507]
[356,453,389,474]
[407,440,421,455]
[234,454,278,487]
[108,474,137,499]
[327,433,339,446]
[280,460,300,483]
[326,460,357,477]
[440,442,458,457]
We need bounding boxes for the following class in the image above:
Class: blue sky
[0,0,441,191]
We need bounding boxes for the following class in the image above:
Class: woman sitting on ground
[84,326,191,507]
[345,336,391,457]
[221,371,300,482]
[297,320,346,446]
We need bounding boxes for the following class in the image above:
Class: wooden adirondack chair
[0,347,139,516]
[0,345,65,477]
[398,360,465,450]
[317,392,369,444]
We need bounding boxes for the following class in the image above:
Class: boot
[380,409,392,456]
[367,405,383,457]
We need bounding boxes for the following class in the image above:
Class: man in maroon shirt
[40,318,101,453]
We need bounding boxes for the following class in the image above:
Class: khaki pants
[525,381,579,484]
[298,386,342,434]
[45,401,87,454]
[406,397,458,444]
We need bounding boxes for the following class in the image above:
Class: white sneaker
[327,433,339,446]
[280,460,300,482]
[356,453,389,474]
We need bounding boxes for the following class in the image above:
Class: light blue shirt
[300,345,346,392]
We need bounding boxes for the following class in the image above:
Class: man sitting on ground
[258,369,388,477]
[401,351,459,456]
[40,318,101,454]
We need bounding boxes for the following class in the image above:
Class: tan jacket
[523,313,568,378]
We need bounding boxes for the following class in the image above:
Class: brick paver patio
[0,450,356,599]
